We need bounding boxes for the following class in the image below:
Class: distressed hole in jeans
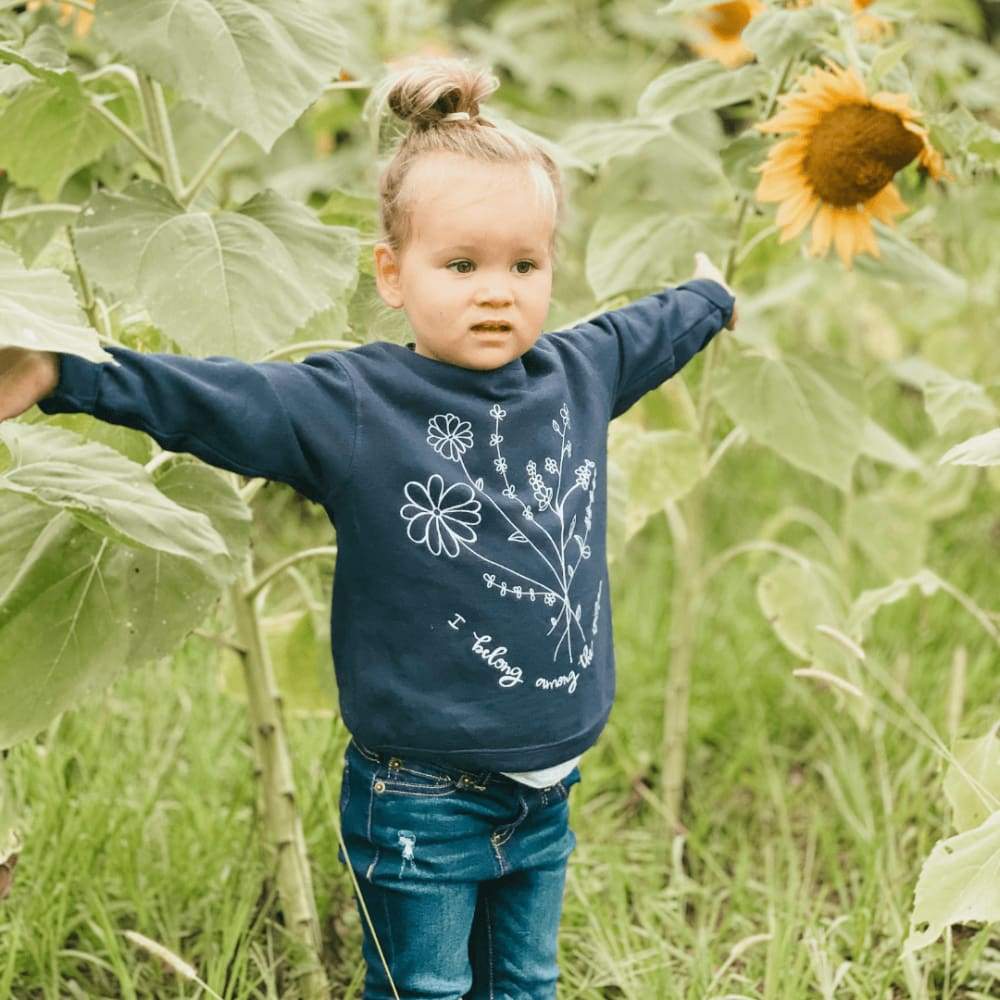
[397,829,418,876]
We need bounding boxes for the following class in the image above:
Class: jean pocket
[351,739,458,798]
[381,760,457,797]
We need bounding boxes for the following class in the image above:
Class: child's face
[374,152,556,371]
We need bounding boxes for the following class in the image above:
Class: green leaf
[110,458,250,667]
[755,560,854,673]
[904,810,1000,953]
[637,61,769,119]
[845,568,943,640]
[560,118,671,168]
[0,244,112,361]
[0,25,68,94]
[854,223,968,298]
[846,489,928,580]
[741,7,837,68]
[95,0,347,152]
[586,205,729,300]
[219,609,336,717]
[712,351,867,491]
[0,459,248,748]
[943,723,1000,834]
[889,357,997,436]
[939,428,1000,467]
[0,422,233,585]
[719,130,771,197]
[859,417,923,472]
[0,504,131,749]
[609,425,706,543]
[0,75,119,200]
[73,180,359,360]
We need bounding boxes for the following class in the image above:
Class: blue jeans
[336,737,581,999]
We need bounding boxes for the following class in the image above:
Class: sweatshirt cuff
[677,278,735,327]
[35,349,108,415]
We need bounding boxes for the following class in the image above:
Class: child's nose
[475,285,514,305]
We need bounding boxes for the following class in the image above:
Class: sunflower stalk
[227,557,329,999]
[659,54,799,837]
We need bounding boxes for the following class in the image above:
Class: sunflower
[751,57,951,269]
[792,0,893,41]
[686,1,767,69]
[25,0,94,39]
[851,0,894,41]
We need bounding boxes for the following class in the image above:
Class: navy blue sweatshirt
[38,278,735,772]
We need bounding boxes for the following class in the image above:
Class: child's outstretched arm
[0,344,356,507]
[552,252,737,420]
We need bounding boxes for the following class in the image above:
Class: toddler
[0,56,736,1000]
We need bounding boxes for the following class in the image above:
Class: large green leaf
[904,810,1000,953]
[939,428,1000,467]
[0,245,111,361]
[845,489,928,580]
[0,24,68,93]
[943,724,1000,834]
[854,223,968,298]
[0,423,232,585]
[0,74,119,200]
[858,417,923,472]
[73,180,359,359]
[890,357,997,436]
[845,569,945,640]
[712,351,866,491]
[0,459,248,748]
[608,424,706,544]
[755,560,855,676]
[0,506,132,749]
[586,205,729,300]
[95,0,346,152]
[741,7,837,68]
[219,609,336,718]
[637,61,769,119]
[109,459,251,667]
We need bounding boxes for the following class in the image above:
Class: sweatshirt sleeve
[36,344,357,506]
[558,278,735,420]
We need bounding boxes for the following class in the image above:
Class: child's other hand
[0,347,60,422]
[692,251,738,330]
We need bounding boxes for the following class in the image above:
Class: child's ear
[373,243,404,309]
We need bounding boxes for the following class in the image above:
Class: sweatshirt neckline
[385,340,527,377]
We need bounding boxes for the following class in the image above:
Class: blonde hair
[364,56,566,262]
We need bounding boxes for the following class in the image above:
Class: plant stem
[228,572,329,999]
[179,128,241,208]
[137,72,184,198]
[659,54,799,835]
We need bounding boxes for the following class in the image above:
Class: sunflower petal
[809,204,835,257]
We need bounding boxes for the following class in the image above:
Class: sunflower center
[804,103,924,206]
[704,2,752,38]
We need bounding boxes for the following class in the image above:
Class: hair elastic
[441,111,471,121]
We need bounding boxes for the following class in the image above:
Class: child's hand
[692,252,738,330]
[0,347,60,422]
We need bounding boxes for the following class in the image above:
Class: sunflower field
[1,0,999,997]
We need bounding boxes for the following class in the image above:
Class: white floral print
[400,474,481,558]
[400,400,603,673]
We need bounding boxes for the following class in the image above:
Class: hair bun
[377,55,499,130]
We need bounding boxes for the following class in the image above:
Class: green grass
[2,436,998,998]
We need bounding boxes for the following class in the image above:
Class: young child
[1,57,736,1000]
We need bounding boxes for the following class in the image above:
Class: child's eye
[446,260,537,275]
